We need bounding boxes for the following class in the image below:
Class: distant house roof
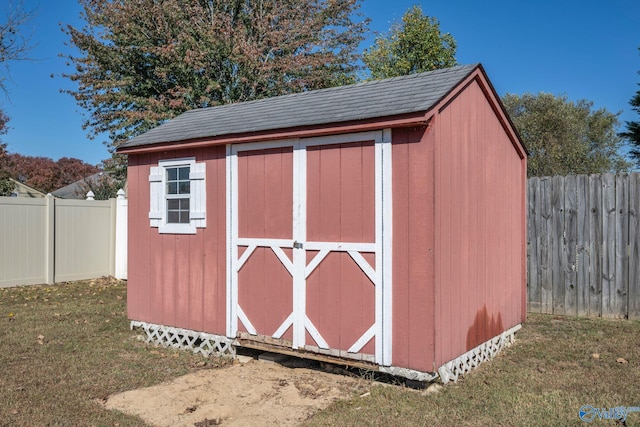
[9,178,45,198]
[50,172,110,199]
[118,64,479,150]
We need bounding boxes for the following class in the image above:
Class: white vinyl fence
[0,192,127,287]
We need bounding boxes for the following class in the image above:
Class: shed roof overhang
[115,63,528,159]
[116,111,432,155]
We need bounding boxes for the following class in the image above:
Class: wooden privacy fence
[527,173,640,319]
[0,192,127,287]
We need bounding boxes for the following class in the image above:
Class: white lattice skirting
[131,321,236,358]
[130,320,519,384]
[437,324,521,384]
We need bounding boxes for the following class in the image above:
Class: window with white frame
[166,165,191,224]
[149,158,206,234]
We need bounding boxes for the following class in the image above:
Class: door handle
[293,241,303,249]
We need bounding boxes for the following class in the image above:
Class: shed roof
[119,64,479,149]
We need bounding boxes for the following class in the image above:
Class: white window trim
[149,157,206,234]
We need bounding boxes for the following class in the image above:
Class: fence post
[109,197,117,277]
[115,189,128,280]
[45,194,55,284]
[629,173,640,320]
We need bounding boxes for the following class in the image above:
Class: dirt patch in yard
[103,355,372,426]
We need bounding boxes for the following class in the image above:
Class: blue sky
[1,0,639,166]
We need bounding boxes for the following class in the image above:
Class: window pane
[167,182,178,194]
[167,197,190,224]
[179,182,190,194]
[168,211,179,223]
[167,167,177,181]
[179,166,190,180]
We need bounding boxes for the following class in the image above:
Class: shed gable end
[435,70,526,160]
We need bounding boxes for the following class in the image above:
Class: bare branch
[0,0,36,92]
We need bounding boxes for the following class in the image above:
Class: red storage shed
[118,64,527,383]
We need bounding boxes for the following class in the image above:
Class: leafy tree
[6,154,55,191]
[363,5,456,79]
[96,153,127,197]
[0,1,34,195]
[0,2,34,196]
[56,157,100,187]
[503,92,632,177]
[71,171,113,200]
[0,111,13,196]
[63,0,369,149]
[0,144,13,196]
[620,48,640,165]
[7,153,99,193]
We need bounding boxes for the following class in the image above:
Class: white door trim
[226,130,393,365]
[292,140,306,348]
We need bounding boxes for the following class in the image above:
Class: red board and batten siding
[127,147,228,335]
[391,73,526,373]
[305,142,377,355]
[236,147,294,341]
[391,126,437,373]
[432,76,527,367]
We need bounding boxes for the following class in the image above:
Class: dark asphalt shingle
[50,172,111,199]
[119,64,479,149]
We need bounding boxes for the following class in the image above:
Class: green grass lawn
[1,278,639,426]
[304,314,640,426]
[0,278,229,426]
